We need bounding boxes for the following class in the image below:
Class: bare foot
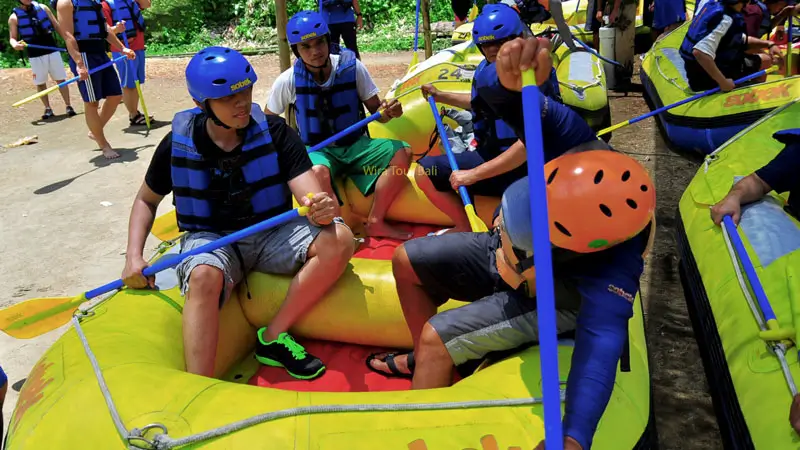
[101,146,120,159]
[368,352,413,377]
[365,220,413,241]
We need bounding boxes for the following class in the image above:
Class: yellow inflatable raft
[5,165,657,449]
[640,21,800,154]
[677,99,800,448]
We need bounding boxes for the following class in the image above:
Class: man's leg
[175,232,244,377]
[47,51,73,112]
[37,83,53,111]
[122,87,139,118]
[369,232,502,376]
[415,164,471,231]
[414,290,579,389]
[260,220,354,339]
[340,21,361,60]
[57,81,73,108]
[329,22,343,47]
[30,56,53,115]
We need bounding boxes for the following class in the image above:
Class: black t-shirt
[755,129,800,219]
[146,112,312,206]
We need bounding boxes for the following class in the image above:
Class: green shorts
[308,135,409,196]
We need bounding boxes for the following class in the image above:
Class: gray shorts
[429,284,580,366]
[175,216,343,304]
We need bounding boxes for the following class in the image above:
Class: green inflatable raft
[677,98,800,448]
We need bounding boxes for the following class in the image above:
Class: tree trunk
[614,2,636,89]
[275,0,291,72]
[422,0,433,59]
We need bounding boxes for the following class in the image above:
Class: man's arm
[125,183,164,262]
[470,140,526,180]
[135,0,151,9]
[56,0,88,77]
[8,15,24,50]
[43,4,82,65]
[104,21,130,53]
[691,16,738,90]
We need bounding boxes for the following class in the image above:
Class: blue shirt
[473,61,598,159]
[320,1,355,24]
[755,129,800,219]
[0,364,7,387]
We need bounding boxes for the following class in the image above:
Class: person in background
[56,0,135,159]
[8,0,78,120]
[319,0,362,60]
[679,0,783,92]
[651,0,686,37]
[452,0,473,29]
[586,0,606,49]
[102,0,154,126]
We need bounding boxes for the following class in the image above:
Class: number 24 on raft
[407,434,523,450]
[723,84,790,107]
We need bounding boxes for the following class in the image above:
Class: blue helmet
[473,4,525,46]
[185,46,257,103]
[287,11,330,46]
[500,176,534,255]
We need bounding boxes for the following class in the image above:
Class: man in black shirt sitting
[121,46,355,380]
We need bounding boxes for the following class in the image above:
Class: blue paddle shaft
[414,0,421,52]
[522,81,564,449]
[630,68,770,126]
[307,111,382,153]
[722,216,778,322]
[427,97,473,207]
[57,55,128,91]
[83,208,304,299]
[24,43,66,52]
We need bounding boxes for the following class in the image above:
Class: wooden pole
[275,0,291,73]
[422,0,433,58]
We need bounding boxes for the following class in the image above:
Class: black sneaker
[255,328,325,380]
[66,106,77,117]
[41,108,54,120]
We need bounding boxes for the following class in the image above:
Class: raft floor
[250,222,460,392]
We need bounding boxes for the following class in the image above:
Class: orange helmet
[501,150,655,255]
[544,150,655,253]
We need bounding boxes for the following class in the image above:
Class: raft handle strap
[653,55,692,96]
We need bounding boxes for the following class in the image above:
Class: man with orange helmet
[367,36,657,450]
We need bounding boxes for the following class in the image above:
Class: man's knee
[187,265,225,303]
[759,54,772,69]
[419,322,451,361]
[392,245,420,284]
[312,223,354,266]
[392,147,412,169]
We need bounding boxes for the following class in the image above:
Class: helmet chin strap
[203,100,247,134]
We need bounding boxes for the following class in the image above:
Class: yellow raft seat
[677,99,800,448]
[6,167,657,449]
[640,21,800,155]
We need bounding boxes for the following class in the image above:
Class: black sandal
[365,351,415,379]
[129,111,152,126]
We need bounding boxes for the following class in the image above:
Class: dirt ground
[0,51,720,448]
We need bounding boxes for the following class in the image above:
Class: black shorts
[685,54,762,91]
[452,0,473,21]
[404,231,581,366]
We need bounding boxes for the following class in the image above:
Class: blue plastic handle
[24,43,66,52]
[83,208,305,299]
[307,111,383,153]
[629,68,771,126]
[722,215,777,322]
[427,96,473,208]
[522,78,563,450]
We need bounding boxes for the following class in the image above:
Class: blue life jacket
[755,0,771,37]
[13,2,54,40]
[322,0,353,7]
[170,104,290,232]
[293,48,364,147]
[679,2,747,70]
[71,0,107,42]
[106,0,145,39]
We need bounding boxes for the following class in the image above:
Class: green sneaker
[255,329,326,380]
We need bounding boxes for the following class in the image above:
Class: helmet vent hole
[204,56,215,61]
[554,221,572,237]
[640,184,648,192]
[314,23,322,29]
[594,170,604,184]
[626,199,638,209]
[621,170,631,182]
[493,24,503,30]
[547,168,558,185]
[224,48,230,53]
[599,204,612,217]
[245,65,252,73]
[212,78,227,85]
